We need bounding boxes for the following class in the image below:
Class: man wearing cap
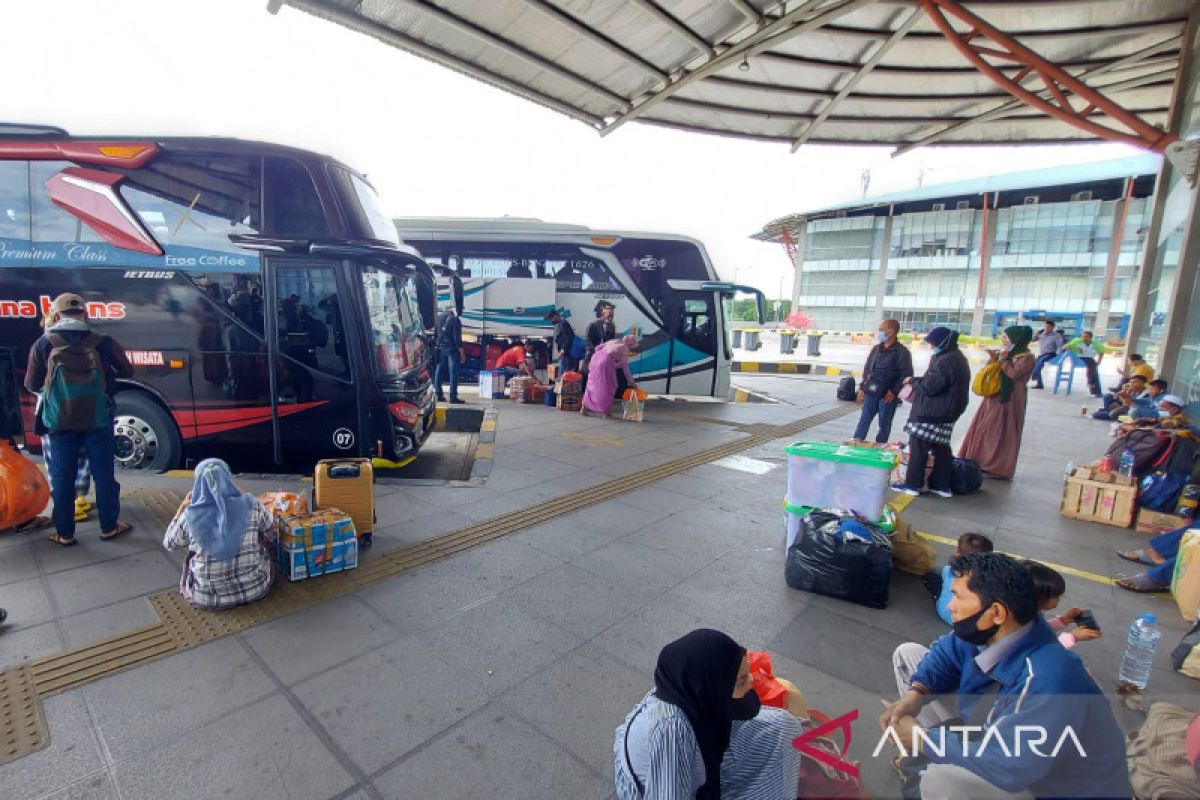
[24,294,134,545]
[545,308,578,374]
[582,300,616,384]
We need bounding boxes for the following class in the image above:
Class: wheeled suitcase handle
[326,463,361,478]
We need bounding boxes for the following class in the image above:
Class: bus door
[266,257,361,466]
[663,288,719,396]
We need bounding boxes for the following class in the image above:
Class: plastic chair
[1051,350,1081,396]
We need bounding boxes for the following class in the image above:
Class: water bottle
[1117,613,1162,690]
[1118,448,1136,478]
[1064,461,1076,482]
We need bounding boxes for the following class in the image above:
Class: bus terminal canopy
[273,0,1190,153]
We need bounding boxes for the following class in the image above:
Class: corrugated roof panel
[286,0,1192,151]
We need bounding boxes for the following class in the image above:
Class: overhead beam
[275,0,605,126]
[601,0,880,137]
[919,0,1178,152]
[662,93,1167,125]
[821,18,1186,42]
[625,0,714,58]
[893,32,1183,155]
[751,47,1176,77]
[789,6,921,151]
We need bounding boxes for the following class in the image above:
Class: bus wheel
[112,393,181,472]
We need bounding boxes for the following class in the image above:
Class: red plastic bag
[747,651,789,709]
[0,440,50,531]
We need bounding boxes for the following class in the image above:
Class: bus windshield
[333,167,400,246]
[360,264,424,380]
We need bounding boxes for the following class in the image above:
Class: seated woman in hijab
[582,334,639,418]
[163,459,277,610]
[614,629,805,800]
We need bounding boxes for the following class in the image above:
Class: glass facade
[791,188,1150,338]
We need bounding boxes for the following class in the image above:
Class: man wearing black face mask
[881,553,1130,800]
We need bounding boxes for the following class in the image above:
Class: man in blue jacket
[881,552,1130,799]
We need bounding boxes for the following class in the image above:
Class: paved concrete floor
[0,373,1195,799]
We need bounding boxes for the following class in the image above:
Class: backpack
[41,332,109,432]
[836,376,856,401]
[568,337,587,360]
[1105,428,1171,476]
[951,457,983,495]
[434,312,455,351]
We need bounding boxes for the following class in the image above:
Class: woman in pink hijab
[582,334,638,417]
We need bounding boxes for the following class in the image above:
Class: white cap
[1160,394,1185,408]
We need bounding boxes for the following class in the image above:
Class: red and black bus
[0,125,447,472]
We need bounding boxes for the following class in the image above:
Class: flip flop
[99,521,133,541]
[47,533,77,547]
[1118,549,1157,567]
[1116,573,1168,593]
[13,515,53,533]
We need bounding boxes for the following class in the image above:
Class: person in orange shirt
[495,339,536,380]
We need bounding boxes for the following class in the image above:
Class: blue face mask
[877,330,889,343]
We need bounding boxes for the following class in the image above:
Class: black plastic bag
[785,509,893,609]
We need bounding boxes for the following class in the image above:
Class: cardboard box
[547,364,561,381]
[278,510,358,581]
[1135,508,1191,537]
[1061,467,1136,528]
[476,370,506,398]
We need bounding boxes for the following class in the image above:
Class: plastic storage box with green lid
[785,442,898,522]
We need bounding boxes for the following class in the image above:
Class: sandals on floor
[1115,573,1168,593]
[13,515,53,534]
[1118,549,1158,567]
[99,521,133,541]
[47,533,77,547]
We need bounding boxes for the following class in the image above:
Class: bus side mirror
[413,264,437,330]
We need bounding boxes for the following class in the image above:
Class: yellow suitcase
[314,458,374,540]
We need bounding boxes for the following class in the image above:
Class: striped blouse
[613,691,802,800]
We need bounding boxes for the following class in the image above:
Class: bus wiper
[227,234,311,254]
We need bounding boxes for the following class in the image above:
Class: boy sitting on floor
[922,532,993,624]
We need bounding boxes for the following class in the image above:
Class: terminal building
[755,155,1162,342]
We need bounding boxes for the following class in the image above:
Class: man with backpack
[433,305,465,404]
[545,308,581,373]
[24,293,134,546]
[853,319,912,443]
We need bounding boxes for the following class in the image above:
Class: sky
[4,0,1144,299]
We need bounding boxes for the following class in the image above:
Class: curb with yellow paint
[733,360,862,379]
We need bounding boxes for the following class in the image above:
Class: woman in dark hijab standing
[613,629,802,799]
[891,327,971,498]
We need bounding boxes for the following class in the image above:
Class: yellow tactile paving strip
[0,405,853,764]
[0,665,45,763]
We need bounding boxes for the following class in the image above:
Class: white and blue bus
[394,218,763,398]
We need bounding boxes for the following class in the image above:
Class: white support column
[873,206,895,324]
[789,225,807,315]
[970,194,998,337]
[1094,178,1134,339]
